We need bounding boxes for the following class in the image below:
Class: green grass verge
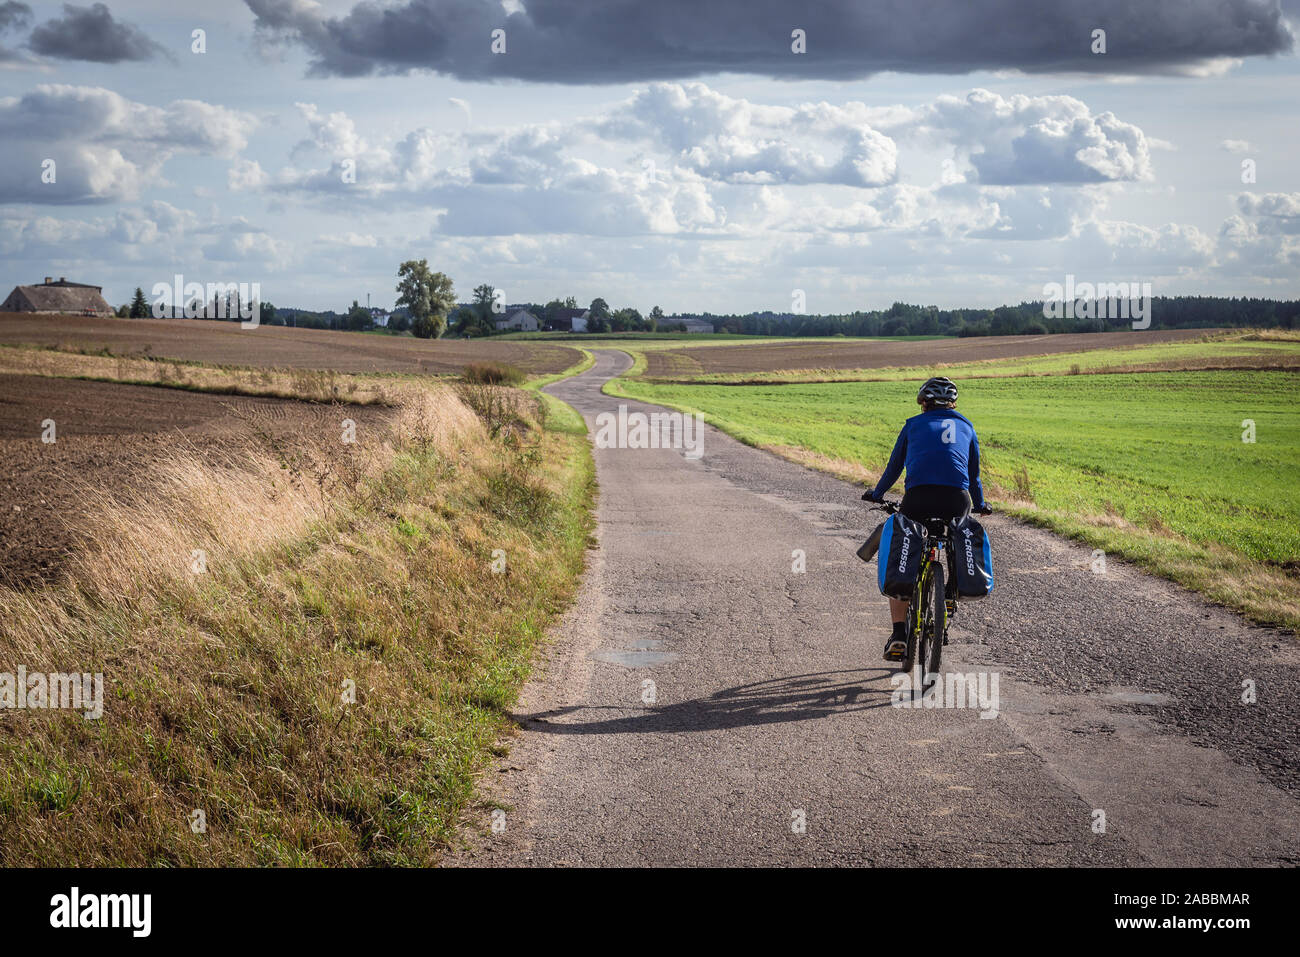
[523,348,594,436]
[524,348,595,391]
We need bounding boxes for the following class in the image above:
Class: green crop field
[611,369,1300,630]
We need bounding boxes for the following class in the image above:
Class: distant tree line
[114,276,1300,339]
[116,286,279,325]
[699,297,1300,337]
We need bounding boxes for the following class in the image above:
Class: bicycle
[867,500,958,689]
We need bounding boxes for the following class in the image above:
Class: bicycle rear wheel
[907,564,931,693]
[928,562,945,677]
[902,592,919,674]
[901,570,925,676]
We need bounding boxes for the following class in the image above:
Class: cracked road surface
[457,349,1300,866]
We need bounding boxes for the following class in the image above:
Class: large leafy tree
[396,259,456,338]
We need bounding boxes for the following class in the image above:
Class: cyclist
[863,376,992,662]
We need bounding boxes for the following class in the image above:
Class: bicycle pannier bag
[951,515,994,598]
[856,521,885,563]
[877,513,925,599]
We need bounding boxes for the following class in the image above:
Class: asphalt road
[458,349,1300,866]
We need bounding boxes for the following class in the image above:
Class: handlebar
[861,490,899,513]
[861,490,993,516]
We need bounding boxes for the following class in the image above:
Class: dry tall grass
[62,383,478,599]
[0,344,395,403]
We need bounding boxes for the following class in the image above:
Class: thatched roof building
[2,277,114,316]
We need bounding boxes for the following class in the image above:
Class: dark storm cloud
[0,0,32,62]
[245,0,1294,81]
[0,1,31,31]
[28,2,167,63]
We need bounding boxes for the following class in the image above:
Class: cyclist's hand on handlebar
[975,504,994,516]
[863,491,898,513]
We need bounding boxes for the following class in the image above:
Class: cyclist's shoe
[883,627,907,662]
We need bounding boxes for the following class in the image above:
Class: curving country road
[458,349,1300,866]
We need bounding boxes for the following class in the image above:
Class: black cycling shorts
[900,484,971,523]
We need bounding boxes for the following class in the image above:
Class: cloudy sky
[1,0,1298,313]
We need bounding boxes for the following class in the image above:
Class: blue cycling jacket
[870,408,987,508]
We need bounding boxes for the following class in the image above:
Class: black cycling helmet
[917,376,958,405]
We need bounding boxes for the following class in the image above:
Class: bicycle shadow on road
[511,668,897,736]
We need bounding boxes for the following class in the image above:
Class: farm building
[2,277,114,316]
[546,306,589,332]
[495,308,540,332]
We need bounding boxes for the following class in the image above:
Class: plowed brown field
[643,329,1214,377]
[0,373,393,586]
[0,313,581,375]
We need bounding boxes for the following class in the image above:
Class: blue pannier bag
[950,515,994,598]
[877,512,925,599]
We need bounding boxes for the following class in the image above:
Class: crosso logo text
[50,887,150,938]
[1041,274,1152,329]
[891,669,1000,718]
[593,404,704,459]
[960,526,976,577]
[897,526,912,574]
[152,274,262,328]
[0,667,103,720]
